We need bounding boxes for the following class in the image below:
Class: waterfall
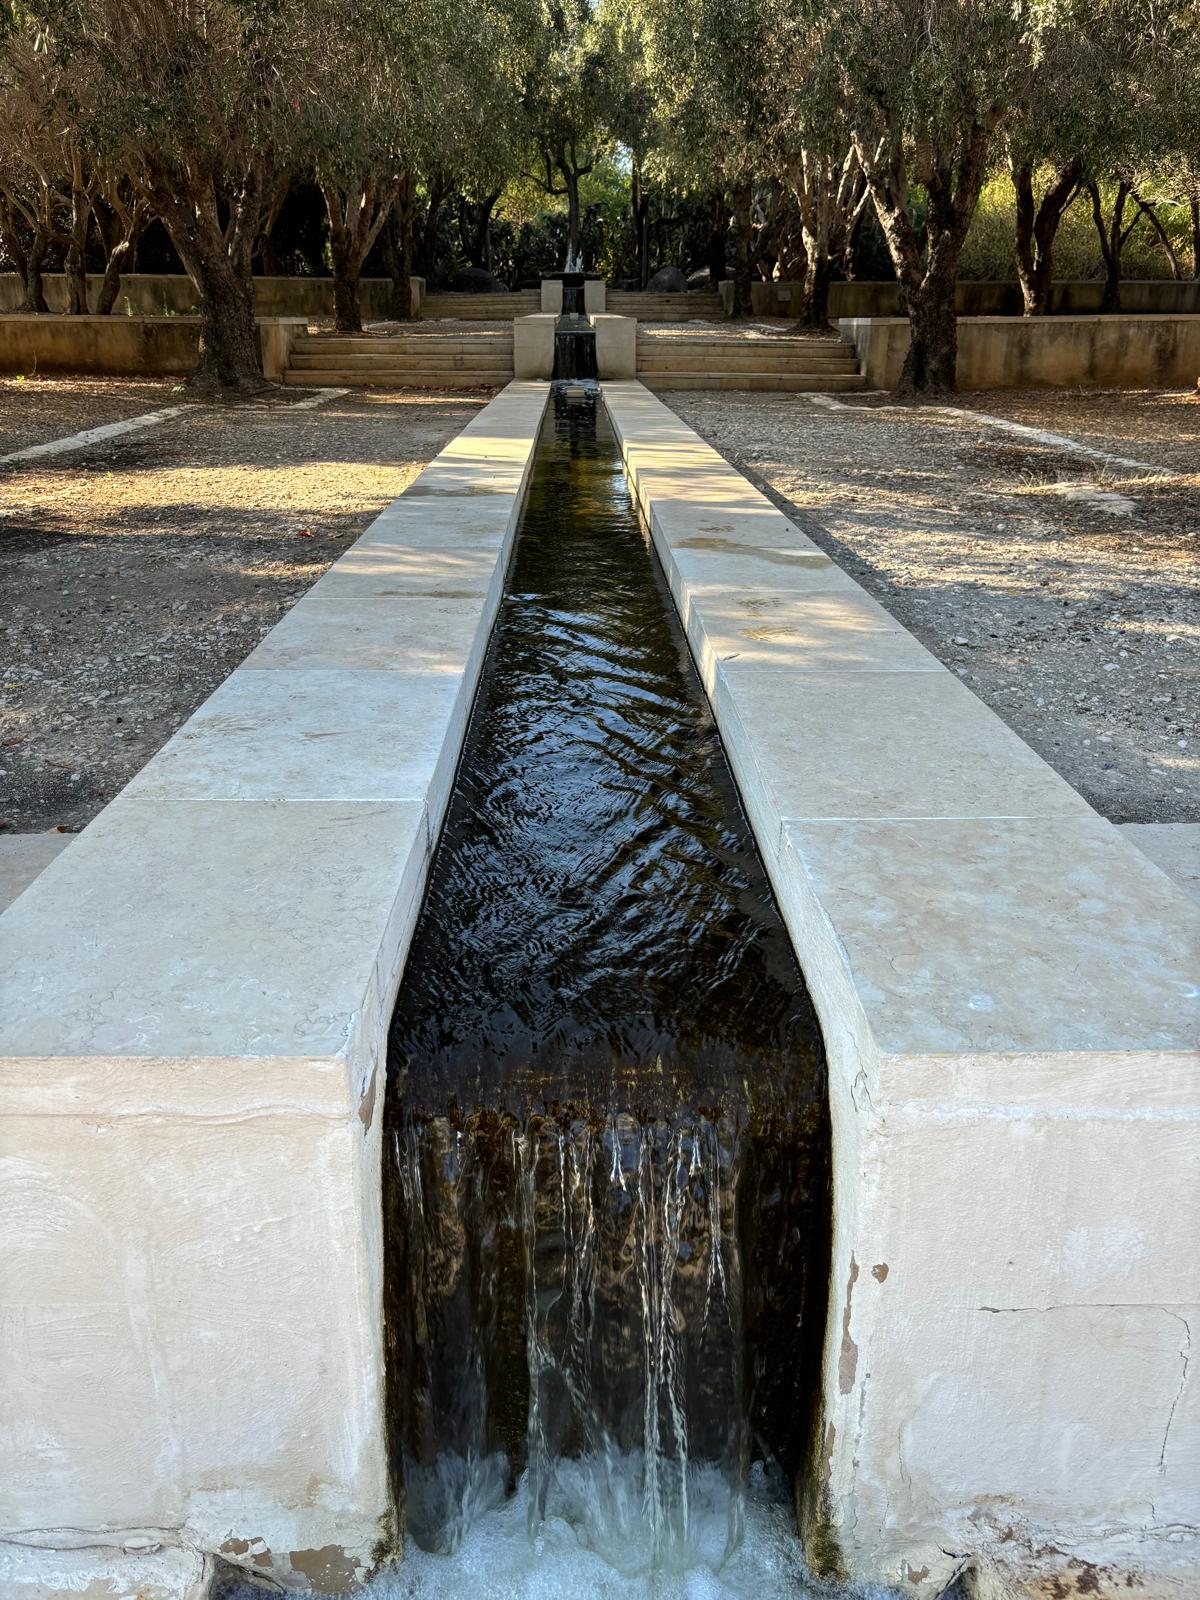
[383,387,831,1587]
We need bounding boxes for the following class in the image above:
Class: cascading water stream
[383,386,832,1595]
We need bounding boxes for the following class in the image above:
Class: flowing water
[384,386,832,1593]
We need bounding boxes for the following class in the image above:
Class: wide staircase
[636,331,866,391]
[608,290,726,321]
[283,328,514,388]
[418,290,540,320]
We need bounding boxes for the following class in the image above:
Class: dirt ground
[668,387,1198,824]
[0,383,486,832]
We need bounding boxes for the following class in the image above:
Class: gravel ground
[950,387,1200,475]
[0,375,181,456]
[668,388,1198,824]
[0,387,485,832]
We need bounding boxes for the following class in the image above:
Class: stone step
[294,338,512,356]
[636,348,857,371]
[283,368,513,387]
[294,347,518,366]
[638,371,867,391]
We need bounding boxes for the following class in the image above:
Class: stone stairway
[418,290,541,320]
[283,329,515,388]
[635,331,866,391]
[608,290,726,321]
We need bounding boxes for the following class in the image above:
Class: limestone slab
[122,669,468,813]
[776,812,1198,1058]
[1121,822,1200,905]
[0,795,429,1069]
[719,665,1089,822]
[682,587,943,674]
[0,830,71,913]
[242,588,502,674]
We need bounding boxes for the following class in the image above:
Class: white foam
[372,1462,900,1600]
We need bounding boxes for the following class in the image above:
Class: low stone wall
[839,313,1200,389]
[0,314,311,379]
[602,379,1199,1600]
[749,279,1200,319]
[0,273,423,319]
[0,382,551,1599]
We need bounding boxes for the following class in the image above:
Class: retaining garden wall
[0,273,422,320]
[751,278,1200,319]
[839,313,1200,389]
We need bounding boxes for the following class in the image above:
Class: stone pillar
[540,279,563,315]
[590,314,635,379]
[513,313,557,379]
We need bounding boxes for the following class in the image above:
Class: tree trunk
[1134,195,1182,279]
[152,175,264,390]
[331,243,363,333]
[706,191,726,285]
[96,205,151,315]
[386,176,416,321]
[1090,179,1132,314]
[731,184,753,317]
[802,250,833,326]
[565,173,581,269]
[630,152,651,288]
[416,174,446,282]
[898,264,958,395]
[66,177,91,315]
[1011,157,1082,317]
[21,227,51,314]
[1191,198,1200,280]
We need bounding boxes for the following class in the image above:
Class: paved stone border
[602,380,1199,1599]
[0,381,550,1597]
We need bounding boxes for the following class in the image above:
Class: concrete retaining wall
[839,314,1200,389]
[748,279,1200,319]
[602,379,1199,1600]
[0,314,314,378]
[0,273,423,319]
[0,382,550,1598]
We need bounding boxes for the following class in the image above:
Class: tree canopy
[2,0,1195,390]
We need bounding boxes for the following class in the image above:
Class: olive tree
[23,0,318,387]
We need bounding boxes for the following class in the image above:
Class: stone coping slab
[0,381,550,1591]
[601,379,1199,1600]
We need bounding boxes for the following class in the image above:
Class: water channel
[382,385,833,1596]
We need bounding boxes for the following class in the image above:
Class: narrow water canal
[384,386,831,1595]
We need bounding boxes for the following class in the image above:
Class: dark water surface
[384,387,830,1571]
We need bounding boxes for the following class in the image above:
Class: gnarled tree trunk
[855,117,996,396]
[94,196,152,315]
[731,183,754,317]
[148,163,265,390]
[321,174,397,334]
[1089,178,1138,314]
[384,173,416,321]
[1011,155,1083,316]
